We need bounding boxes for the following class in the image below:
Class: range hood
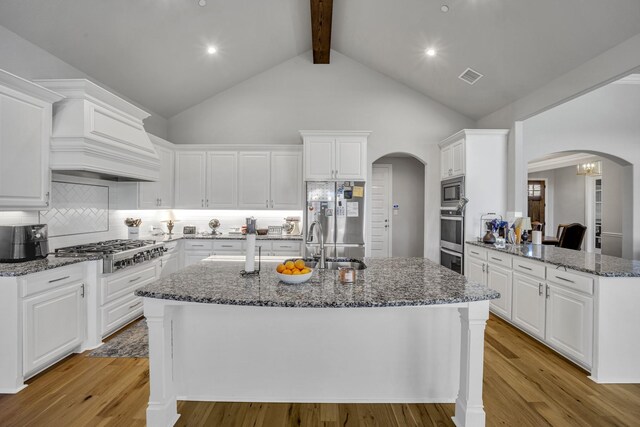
[34,79,160,182]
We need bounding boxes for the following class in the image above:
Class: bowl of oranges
[276,259,313,284]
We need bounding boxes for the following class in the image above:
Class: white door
[207,151,237,208]
[466,257,486,285]
[174,151,207,208]
[23,282,85,376]
[271,151,302,209]
[451,140,465,177]
[160,255,180,278]
[512,272,546,339]
[0,92,50,208]
[487,263,513,319]
[304,138,334,180]
[335,138,366,180]
[238,152,271,209]
[545,284,593,366]
[370,165,392,257]
[156,145,174,208]
[440,146,452,179]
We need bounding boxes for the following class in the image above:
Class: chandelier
[576,160,602,176]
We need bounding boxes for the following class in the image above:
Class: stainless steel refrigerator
[305,181,366,259]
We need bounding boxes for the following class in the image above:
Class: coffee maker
[0,224,50,262]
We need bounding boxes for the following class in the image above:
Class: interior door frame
[372,164,393,257]
[527,178,549,235]
[584,175,597,253]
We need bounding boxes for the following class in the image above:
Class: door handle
[201,199,204,207]
[81,284,85,298]
[482,263,485,273]
[546,284,550,299]
[206,199,209,207]
[266,200,269,208]
[538,283,543,296]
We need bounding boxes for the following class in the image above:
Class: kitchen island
[136,257,499,427]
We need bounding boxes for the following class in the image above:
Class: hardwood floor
[1,314,639,426]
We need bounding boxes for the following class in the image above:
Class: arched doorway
[371,153,426,257]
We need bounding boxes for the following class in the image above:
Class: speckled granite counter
[467,241,640,277]
[0,255,102,277]
[136,257,499,308]
[145,233,304,243]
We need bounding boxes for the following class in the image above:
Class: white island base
[143,298,491,427]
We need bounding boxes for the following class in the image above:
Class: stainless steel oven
[440,208,464,253]
[440,248,463,274]
[441,176,465,207]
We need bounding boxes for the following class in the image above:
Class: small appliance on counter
[183,225,197,235]
[0,224,49,263]
[283,216,302,236]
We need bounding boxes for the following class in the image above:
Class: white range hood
[35,79,160,181]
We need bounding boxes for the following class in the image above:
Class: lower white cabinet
[487,263,512,319]
[160,254,180,277]
[512,272,546,340]
[183,239,303,266]
[545,283,593,366]
[22,278,85,377]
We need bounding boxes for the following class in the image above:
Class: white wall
[169,50,475,260]
[601,159,624,257]
[0,24,168,138]
[374,156,425,258]
[476,33,640,259]
[522,84,639,259]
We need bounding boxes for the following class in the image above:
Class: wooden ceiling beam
[310,0,333,64]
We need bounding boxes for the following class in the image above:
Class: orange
[292,270,301,275]
[284,261,295,270]
[294,259,306,270]
[282,269,292,275]
[276,264,286,273]
[301,268,311,274]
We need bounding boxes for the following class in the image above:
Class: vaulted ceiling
[0,0,639,120]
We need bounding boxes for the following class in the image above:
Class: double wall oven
[440,177,465,274]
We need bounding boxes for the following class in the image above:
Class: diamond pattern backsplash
[40,181,109,237]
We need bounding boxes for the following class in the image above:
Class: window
[528,183,542,198]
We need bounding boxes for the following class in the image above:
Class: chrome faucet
[308,220,326,269]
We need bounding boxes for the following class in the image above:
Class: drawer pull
[470,251,480,255]
[491,257,502,262]
[129,276,142,283]
[279,246,293,248]
[555,276,575,284]
[48,276,70,283]
[129,301,143,309]
[191,244,205,247]
[518,265,532,271]
[221,245,233,248]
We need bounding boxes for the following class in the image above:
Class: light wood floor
[1,315,639,426]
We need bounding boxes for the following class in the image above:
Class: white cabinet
[271,151,302,209]
[207,151,237,208]
[512,272,546,340]
[466,256,486,286]
[159,254,180,277]
[269,241,303,257]
[545,283,593,366]
[23,279,85,377]
[138,139,174,208]
[440,139,464,179]
[0,70,63,209]
[487,263,512,319]
[238,152,271,209]
[301,131,370,181]
[174,151,207,208]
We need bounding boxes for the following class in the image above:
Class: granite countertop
[136,257,499,308]
[467,241,640,278]
[0,254,102,277]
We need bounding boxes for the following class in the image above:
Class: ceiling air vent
[458,68,483,85]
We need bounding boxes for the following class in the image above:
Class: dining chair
[558,223,587,250]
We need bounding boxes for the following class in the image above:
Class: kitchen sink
[290,258,367,270]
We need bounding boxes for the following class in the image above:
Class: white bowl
[276,270,313,284]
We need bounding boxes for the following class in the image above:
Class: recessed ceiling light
[207,45,217,55]
[425,48,437,57]
[198,0,207,6]
[441,5,449,13]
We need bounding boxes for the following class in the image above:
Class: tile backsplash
[0,174,303,251]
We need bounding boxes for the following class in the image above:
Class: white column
[81,260,103,351]
[145,298,180,427]
[452,300,490,427]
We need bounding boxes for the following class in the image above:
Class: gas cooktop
[55,239,165,273]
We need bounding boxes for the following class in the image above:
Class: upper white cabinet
[0,70,63,209]
[207,151,238,208]
[440,139,465,179]
[138,135,174,209]
[174,146,303,210]
[174,151,207,208]
[301,131,370,181]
